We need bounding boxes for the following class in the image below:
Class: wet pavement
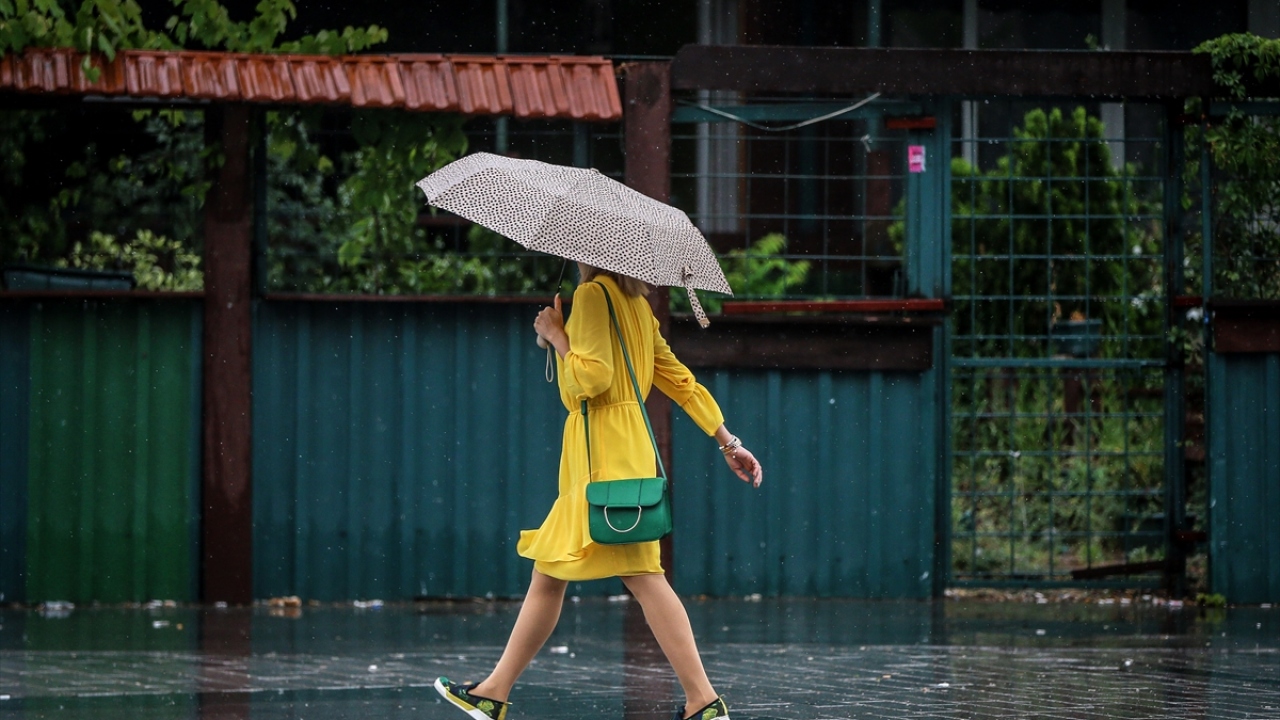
[2,596,1279,719]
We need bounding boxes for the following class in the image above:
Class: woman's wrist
[717,435,742,455]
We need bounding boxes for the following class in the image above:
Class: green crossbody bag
[583,283,673,546]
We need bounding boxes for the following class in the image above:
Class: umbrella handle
[536,334,549,350]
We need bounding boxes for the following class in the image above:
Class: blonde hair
[578,263,650,298]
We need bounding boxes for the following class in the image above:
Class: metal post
[867,0,883,47]
[201,104,255,604]
[1100,0,1127,169]
[495,0,509,154]
[1163,105,1188,597]
[961,0,978,168]
[572,122,589,168]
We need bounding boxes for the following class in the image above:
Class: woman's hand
[723,446,763,488]
[534,294,570,358]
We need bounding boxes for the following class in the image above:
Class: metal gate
[947,101,1181,587]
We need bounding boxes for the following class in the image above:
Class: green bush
[58,229,203,291]
[669,233,811,314]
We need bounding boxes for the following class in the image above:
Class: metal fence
[948,101,1173,586]
[669,97,919,300]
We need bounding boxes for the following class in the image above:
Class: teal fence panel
[18,299,202,604]
[1209,352,1280,603]
[672,366,941,599]
[0,304,30,603]
[253,301,567,601]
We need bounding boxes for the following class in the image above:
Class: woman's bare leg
[470,569,568,702]
[622,574,718,716]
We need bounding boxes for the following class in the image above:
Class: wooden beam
[1212,301,1280,353]
[669,315,938,372]
[201,104,255,604]
[672,45,1220,99]
[623,61,677,580]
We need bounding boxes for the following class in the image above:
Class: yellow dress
[517,275,725,581]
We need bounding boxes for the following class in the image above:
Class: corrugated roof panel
[0,55,12,90]
[399,55,458,112]
[506,59,569,119]
[181,52,239,100]
[123,51,184,97]
[237,55,295,102]
[347,57,405,108]
[288,56,350,104]
[451,57,512,115]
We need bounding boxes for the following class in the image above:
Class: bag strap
[581,282,667,482]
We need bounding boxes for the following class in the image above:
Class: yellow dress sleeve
[560,282,615,401]
[651,315,725,436]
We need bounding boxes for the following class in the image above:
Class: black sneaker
[674,696,730,720]
[434,677,510,720]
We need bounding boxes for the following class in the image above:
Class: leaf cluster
[1,0,386,81]
[265,109,476,295]
[669,233,811,314]
[1190,33,1280,300]
[57,228,203,290]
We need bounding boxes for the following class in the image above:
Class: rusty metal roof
[0,48,621,121]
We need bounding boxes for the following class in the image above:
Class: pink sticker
[908,145,926,173]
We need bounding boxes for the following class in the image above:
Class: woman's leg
[471,569,568,702]
[622,574,719,716]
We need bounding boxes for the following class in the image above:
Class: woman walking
[435,265,763,720]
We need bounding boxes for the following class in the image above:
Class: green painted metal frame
[1162,106,1189,596]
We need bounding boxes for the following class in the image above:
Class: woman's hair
[578,264,650,298]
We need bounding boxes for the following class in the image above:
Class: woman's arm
[535,283,614,398]
[534,294,571,358]
[712,424,763,487]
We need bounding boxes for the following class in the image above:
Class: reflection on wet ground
[2,597,1278,719]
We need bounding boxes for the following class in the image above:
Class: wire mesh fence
[670,98,917,302]
[949,100,1172,585]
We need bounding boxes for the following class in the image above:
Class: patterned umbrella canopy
[417,152,730,327]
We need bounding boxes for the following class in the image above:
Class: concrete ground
[2,596,1278,719]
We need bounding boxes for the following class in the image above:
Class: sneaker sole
[435,678,497,720]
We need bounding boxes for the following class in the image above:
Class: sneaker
[434,677,510,720]
[673,696,730,720]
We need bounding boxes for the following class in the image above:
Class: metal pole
[867,0,882,47]
[1163,105,1188,597]
[495,0,509,153]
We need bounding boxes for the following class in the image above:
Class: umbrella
[416,152,730,327]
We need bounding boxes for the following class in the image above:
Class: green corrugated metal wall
[252,302,944,600]
[253,301,565,600]
[20,300,201,604]
[1209,352,1280,603]
[0,305,30,603]
[672,364,942,599]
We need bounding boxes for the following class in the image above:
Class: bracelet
[718,435,742,454]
